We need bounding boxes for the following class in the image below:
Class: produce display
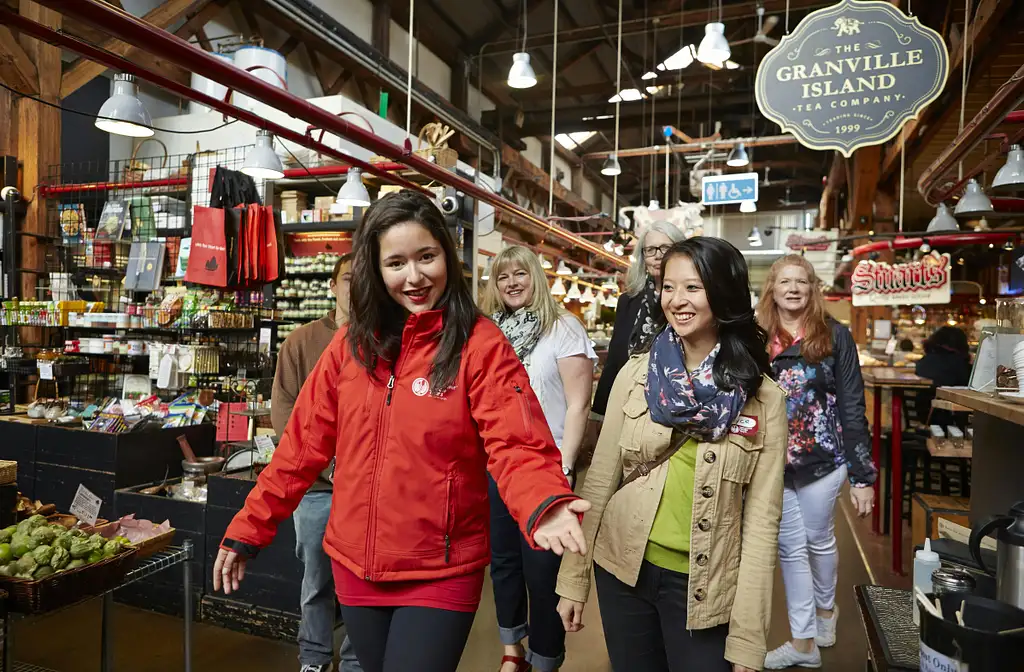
[0,515,131,580]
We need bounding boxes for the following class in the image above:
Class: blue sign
[701,173,759,206]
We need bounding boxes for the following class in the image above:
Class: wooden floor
[6,489,910,671]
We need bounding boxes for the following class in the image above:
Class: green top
[644,436,699,574]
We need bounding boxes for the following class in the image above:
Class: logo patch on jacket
[412,378,430,396]
[729,415,758,437]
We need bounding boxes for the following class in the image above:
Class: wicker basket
[131,528,176,559]
[0,460,15,486]
[0,547,138,615]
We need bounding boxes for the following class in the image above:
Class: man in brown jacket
[272,254,360,672]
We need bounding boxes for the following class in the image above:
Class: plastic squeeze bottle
[913,538,941,625]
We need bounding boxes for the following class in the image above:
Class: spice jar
[932,568,977,598]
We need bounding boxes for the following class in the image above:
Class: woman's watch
[562,465,576,486]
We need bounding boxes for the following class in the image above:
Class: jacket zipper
[513,383,533,437]
[444,474,453,563]
[364,367,396,580]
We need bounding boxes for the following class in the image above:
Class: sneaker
[764,641,822,669]
[300,665,333,672]
[815,605,838,648]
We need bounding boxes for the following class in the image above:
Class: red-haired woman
[757,255,877,669]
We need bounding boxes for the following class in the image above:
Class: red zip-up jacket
[222,310,577,582]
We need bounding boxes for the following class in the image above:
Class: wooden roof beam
[0,24,38,94]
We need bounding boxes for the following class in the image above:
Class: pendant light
[926,203,958,231]
[481,258,492,281]
[95,74,154,138]
[604,293,619,309]
[953,179,993,216]
[539,254,552,270]
[508,0,537,88]
[241,130,285,180]
[648,199,660,210]
[697,23,730,66]
[555,260,572,275]
[604,237,615,252]
[550,277,567,296]
[602,0,624,180]
[335,167,371,208]
[994,144,1024,191]
[566,280,582,300]
[601,276,618,291]
[581,286,596,304]
[726,142,750,168]
[740,200,756,213]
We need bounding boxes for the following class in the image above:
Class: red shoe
[499,654,531,672]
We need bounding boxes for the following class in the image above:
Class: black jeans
[488,476,566,671]
[595,560,730,672]
[338,604,476,672]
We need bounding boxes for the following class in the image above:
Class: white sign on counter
[69,484,102,526]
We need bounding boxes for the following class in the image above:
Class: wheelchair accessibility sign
[700,173,758,206]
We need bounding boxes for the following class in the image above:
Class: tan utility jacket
[557,354,787,671]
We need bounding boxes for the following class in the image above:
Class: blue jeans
[294,491,361,671]
[488,477,565,672]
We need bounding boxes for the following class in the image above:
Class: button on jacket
[223,311,577,583]
[557,354,787,671]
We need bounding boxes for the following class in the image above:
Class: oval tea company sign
[755,0,948,157]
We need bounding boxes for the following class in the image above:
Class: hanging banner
[851,251,952,306]
[755,0,949,157]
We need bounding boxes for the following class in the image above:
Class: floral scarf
[645,328,748,442]
[493,308,542,361]
[628,276,661,355]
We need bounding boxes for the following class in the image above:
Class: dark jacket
[592,291,643,417]
[770,321,877,487]
[914,352,972,426]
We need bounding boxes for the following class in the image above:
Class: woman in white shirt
[481,245,597,672]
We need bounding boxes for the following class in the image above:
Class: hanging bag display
[184,206,228,287]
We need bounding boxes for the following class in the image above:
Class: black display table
[856,585,918,671]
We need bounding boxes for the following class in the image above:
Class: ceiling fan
[779,187,808,207]
[732,5,781,47]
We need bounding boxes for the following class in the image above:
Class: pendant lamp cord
[612,0,623,218]
[958,0,972,181]
[522,0,528,53]
[785,0,791,33]
[548,0,558,216]
[406,0,415,137]
[899,130,905,233]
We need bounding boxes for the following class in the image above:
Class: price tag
[69,484,102,526]
[259,328,272,348]
[254,435,275,451]
[38,362,54,380]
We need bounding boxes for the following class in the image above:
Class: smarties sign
[755,0,948,157]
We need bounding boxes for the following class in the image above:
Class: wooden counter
[936,387,1024,522]
[936,387,1024,427]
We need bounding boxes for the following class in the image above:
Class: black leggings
[339,604,476,672]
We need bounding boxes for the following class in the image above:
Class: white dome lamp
[953,179,993,216]
[95,74,154,138]
[566,280,582,300]
[508,52,537,89]
[335,167,371,208]
[648,199,661,211]
[241,130,285,180]
[994,144,1024,191]
[727,142,750,168]
[740,200,757,213]
[555,260,573,276]
[926,203,959,231]
[581,286,596,304]
[601,154,622,176]
[747,226,763,247]
[697,22,730,66]
[550,277,567,296]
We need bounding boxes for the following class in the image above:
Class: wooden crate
[912,493,971,550]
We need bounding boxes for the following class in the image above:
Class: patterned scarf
[628,276,661,355]
[645,328,748,442]
[493,308,543,361]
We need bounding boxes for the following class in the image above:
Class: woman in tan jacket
[556,238,787,672]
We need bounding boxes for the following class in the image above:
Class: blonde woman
[757,255,876,669]
[481,245,597,672]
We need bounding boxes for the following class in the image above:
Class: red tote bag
[185,206,228,287]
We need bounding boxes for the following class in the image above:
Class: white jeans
[778,465,847,640]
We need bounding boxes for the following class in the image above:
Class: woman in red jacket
[213,190,589,672]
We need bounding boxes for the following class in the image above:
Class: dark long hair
[924,326,969,358]
[348,190,480,394]
[660,238,770,398]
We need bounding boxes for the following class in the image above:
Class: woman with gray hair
[589,220,687,434]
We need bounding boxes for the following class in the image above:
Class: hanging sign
[700,173,758,206]
[851,251,951,306]
[755,0,948,157]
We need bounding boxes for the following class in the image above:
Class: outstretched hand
[533,499,591,556]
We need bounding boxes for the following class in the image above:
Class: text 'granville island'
[776,45,925,100]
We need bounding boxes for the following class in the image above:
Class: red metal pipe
[34,0,627,270]
[281,162,407,179]
[0,7,427,196]
[852,232,1016,256]
[38,176,188,197]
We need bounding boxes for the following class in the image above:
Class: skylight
[554,131,597,149]
[608,88,644,103]
[657,44,696,71]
